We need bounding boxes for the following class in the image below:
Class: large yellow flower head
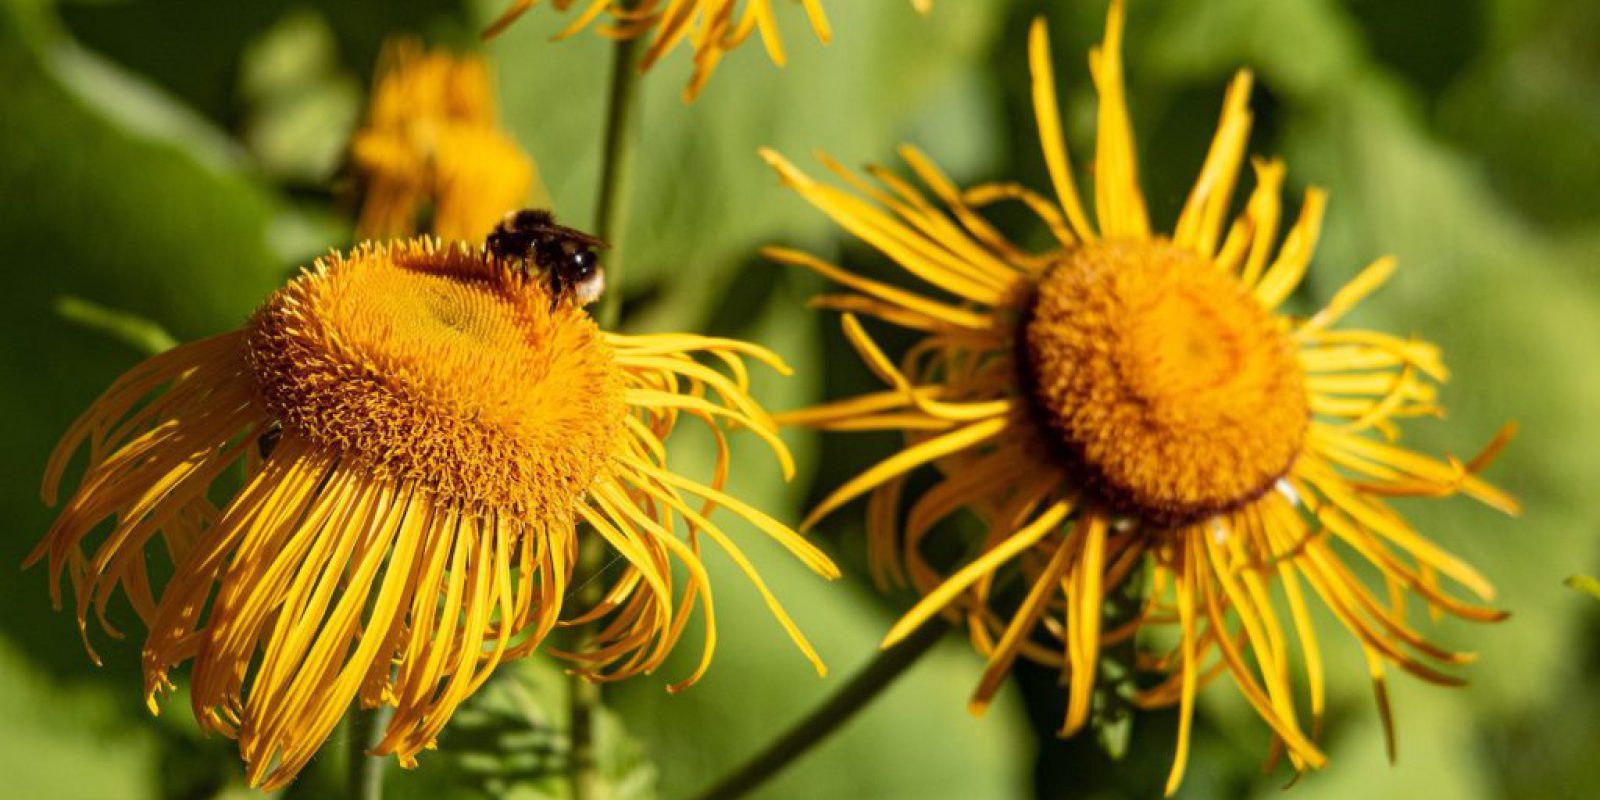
[351,40,536,241]
[32,240,835,789]
[486,0,836,102]
[766,2,1517,792]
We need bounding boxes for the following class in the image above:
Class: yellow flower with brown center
[31,239,835,789]
[350,40,536,241]
[765,3,1517,792]
[485,0,834,102]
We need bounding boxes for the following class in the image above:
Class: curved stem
[348,704,393,800]
[592,26,643,330]
[690,620,950,800]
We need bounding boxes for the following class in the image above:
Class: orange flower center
[1022,240,1308,526]
[244,240,625,518]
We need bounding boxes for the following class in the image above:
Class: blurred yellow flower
[766,2,1517,792]
[350,40,537,241]
[485,0,835,102]
[32,239,835,789]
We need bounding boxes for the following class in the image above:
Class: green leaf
[1091,560,1146,761]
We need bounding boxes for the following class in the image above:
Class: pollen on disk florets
[1022,239,1308,526]
[245,239,626,518]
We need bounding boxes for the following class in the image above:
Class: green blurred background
[2,0,1597,798]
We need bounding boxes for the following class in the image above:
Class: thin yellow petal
[1028,17,1095,241]
[1088,0,1149,238]
[882,498,1072,648]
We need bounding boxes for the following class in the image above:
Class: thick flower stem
[690,620,950,800]
[592,22,643,330]
[348,704,393,800]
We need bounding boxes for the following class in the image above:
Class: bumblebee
[486,208,607,306]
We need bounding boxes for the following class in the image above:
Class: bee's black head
[545,247,604,306]
[568,248,598,280]
[545,243,598,283]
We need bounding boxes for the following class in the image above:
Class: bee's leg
[548,272,566,310]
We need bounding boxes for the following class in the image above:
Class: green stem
[592,26,643,330]
[569,529,611,800]
[570,651,605,800]
[348,704,393,800]
[689,620,950,800]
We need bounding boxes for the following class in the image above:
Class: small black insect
[257,422,282,460]
[486,208,608,306]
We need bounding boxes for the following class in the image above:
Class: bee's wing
[550,224,610,249]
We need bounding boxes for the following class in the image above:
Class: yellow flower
[350,40,537,241]
[485,0,834,102]
[32,239,835,789]
[765,3,1517,792]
